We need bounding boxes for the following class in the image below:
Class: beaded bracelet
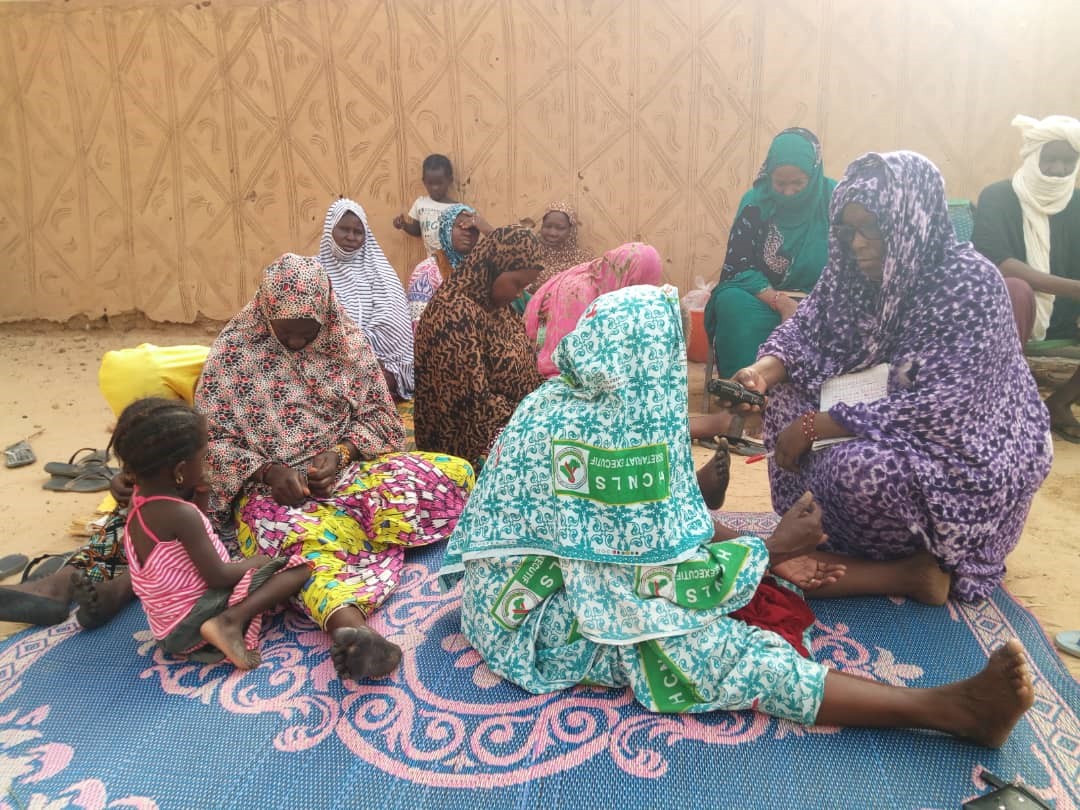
[800,411,818,444]
[332,443,352,472]
[765,288,782,310]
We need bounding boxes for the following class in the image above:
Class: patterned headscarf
[413,228,545,465]
[445,226,543,308]
[524,242,664,377]
[719,127,836,290]
[438,203,477,270]
[440,284,712,575]
[318,198,415,397]
[196,254,404,518]
[530,202,594,290]
[761,151,1049,487]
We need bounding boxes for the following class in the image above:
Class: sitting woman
[705,128,836,377]
[512,202,594,313]
[736,151,1052,602]
[414,227,545,467]
[439,284,1033,748]
[406,204,487,330]
[524,243,663,378]
[195,254,474,681]
[319,199,414,398]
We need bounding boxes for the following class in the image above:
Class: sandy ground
[0,321,1077,678]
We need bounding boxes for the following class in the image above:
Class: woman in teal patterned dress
[439,284,1033,746]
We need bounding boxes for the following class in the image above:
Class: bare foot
[73,572,133,629]
[901,552,951,606]
[331,626,403,680]
[942,639,1034,748]
[6,568,76,602]
[1047,397,1080,440]
[200,613,261,670]
[690,411,738,442]
[695,440,730,510]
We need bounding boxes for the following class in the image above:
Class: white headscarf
[1010,114,1080,339]
[318,198,415,398]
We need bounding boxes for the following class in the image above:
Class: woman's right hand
[767,491,828,560]
[773,292,800,322]
[109,471,135,507]
[264,464,310,507]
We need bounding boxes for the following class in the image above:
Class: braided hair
[110,397,206,480]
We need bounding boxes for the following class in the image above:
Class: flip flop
[21,553,73,582]
[4,441,36,469]
[0,554,29,579]
[42,467,114,493]
[1055,630,1080,658]
[0,588,70,626]
[43,447,113,478]
[1050,424,1080,444]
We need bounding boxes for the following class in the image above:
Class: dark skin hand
[306,440,359,498]
[109,471,135,507]
[710,492,844,589]
[305,452,340,499]
[265,464,310,507]
[774,410,852,472]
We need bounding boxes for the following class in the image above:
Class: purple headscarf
[761,150,1050,512]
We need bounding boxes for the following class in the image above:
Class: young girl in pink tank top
[112,398,310,669]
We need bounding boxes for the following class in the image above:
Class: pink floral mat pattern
[0,512,1076,809]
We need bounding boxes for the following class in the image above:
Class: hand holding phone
[707,378,766,409]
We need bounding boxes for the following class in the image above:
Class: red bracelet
[800,411,818,444]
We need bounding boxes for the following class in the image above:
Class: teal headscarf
[736,127,835,289]
[438,203,475,269]
[439,284,713,582]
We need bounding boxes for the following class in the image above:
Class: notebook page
[819,363,889,411]
[811,363,889,450]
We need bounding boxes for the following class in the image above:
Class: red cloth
[730,577,815,658]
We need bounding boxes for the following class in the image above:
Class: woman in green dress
[705,128,836,377]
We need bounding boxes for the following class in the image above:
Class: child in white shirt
[394,154,458,255]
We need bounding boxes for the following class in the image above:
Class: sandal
[0,554,29,579]
[4,441,36,469]
[42,467,114,493]
[21,553,74,582]
[1055,630,1080,658]
[1050,423,1080,444]
[43,447,115,478]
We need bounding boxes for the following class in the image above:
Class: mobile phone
[707,379,766,408]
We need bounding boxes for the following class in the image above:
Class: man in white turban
[973,114,1080,443]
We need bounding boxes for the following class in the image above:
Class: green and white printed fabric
[439,284,713,579]
[437,285,827,721]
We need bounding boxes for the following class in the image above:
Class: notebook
[734,364,889,452]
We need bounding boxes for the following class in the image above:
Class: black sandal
[21,553,74,583]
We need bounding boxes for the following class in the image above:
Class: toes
[331,626,361,649]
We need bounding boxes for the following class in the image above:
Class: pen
[745,451,774,464]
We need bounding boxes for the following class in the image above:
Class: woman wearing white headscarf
[319,198,415,399]
[973,114,1080,442]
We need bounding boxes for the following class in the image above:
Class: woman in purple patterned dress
[733,151,1052,602]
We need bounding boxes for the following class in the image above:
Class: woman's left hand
[775,417,812,471]
[306,451,340,498]
[770,556,846,590]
